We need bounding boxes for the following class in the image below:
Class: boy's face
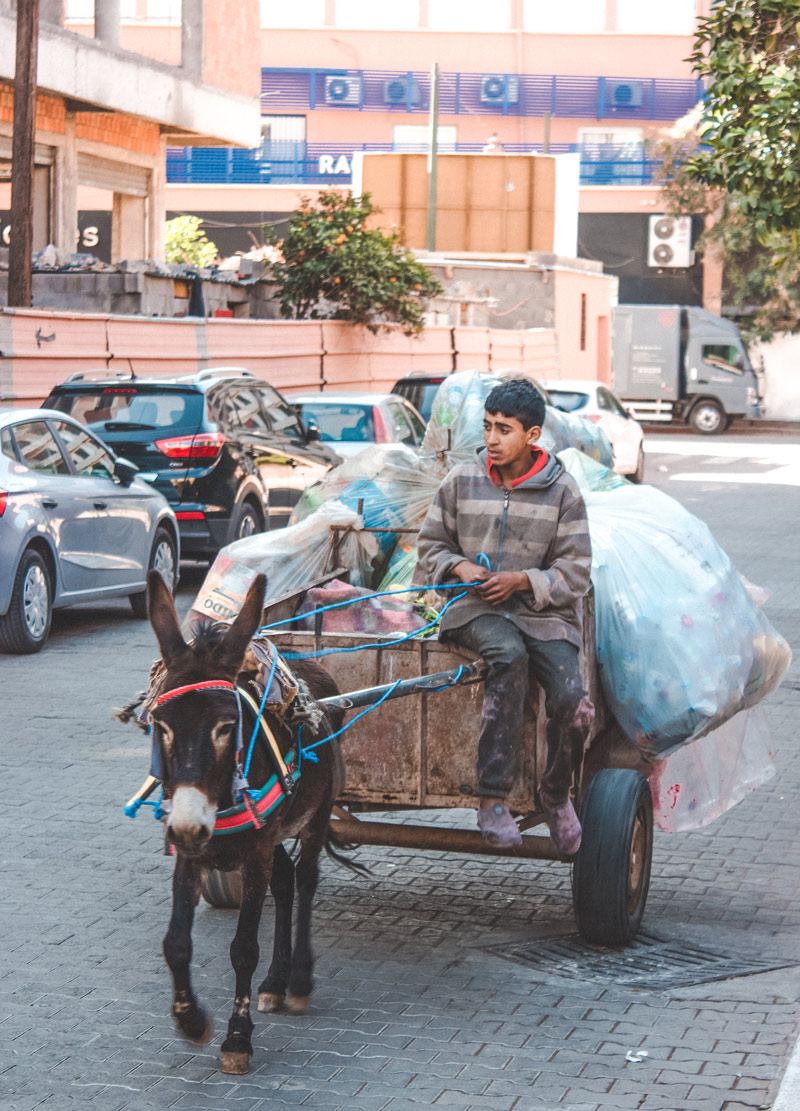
[483,410,541,469]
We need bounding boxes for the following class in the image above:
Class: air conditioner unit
[480,74,520,105]
[324,75,362,106]
[608,79,644,109]
[647,214,693,268]
[383,78,422,106]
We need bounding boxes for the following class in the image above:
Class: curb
[773,1031,800,1111]
[642,420,800,437]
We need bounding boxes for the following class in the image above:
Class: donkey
[146,569,348,1075]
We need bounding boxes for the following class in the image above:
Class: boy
[417,379,594,854]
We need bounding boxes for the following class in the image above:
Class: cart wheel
[572,769,653,947]
[202,868,243,908]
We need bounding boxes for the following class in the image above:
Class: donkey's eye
[211,721,237,751]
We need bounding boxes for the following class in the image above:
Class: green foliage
[164,215,218,267]
[267,191,442,335]
[685,0,800,240]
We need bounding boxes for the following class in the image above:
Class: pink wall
[1,311,560,406]
[552,269,614,383]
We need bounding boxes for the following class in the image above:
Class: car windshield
[48,388,202,434]
[296,402,374,443]
[546,390,590,413]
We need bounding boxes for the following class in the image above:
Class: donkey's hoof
[287,994,311,1014]
[174,1007,213,1044]
[220,1050,250,1075]
[258,991,285,1013]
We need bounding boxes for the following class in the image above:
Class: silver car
[0,408,180,654]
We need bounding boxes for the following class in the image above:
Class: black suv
[44,368,340,560]
[390,372,448,423]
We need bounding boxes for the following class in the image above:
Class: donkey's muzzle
[166,786,217,852]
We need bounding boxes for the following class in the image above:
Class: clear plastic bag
[585,483,792,756]
[187,500,379,626]
[557,446,629,493]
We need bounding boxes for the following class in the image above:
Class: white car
[287,391,427,460]
[542,379,645,482]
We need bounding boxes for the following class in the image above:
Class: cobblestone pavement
[1,435,798,1111]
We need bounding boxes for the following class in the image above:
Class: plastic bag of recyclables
[187,500,380,628]
[557,449,791,759]
[421,368,615,474]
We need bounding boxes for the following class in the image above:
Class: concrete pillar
[146,132,167,260]
[40,0,65,25]
[181,0,203,80]
[111,192,146,261]
[94,0,121,49]
[701,212,724,316]
[53,109,78,254]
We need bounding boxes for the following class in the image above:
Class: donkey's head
[147,570,266,854]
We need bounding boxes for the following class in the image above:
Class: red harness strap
[157,680,236,705]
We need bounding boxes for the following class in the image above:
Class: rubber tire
[572,769,653,947]
[202,868,243,908]
[688,400,725,435]
[0,549,53,654]
[129,527,177,618]
[231,500,262,544]
[628,445,645,484]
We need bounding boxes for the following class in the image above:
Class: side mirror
[114,457,139,486]
[305,420,320,442]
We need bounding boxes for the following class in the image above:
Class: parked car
[390,372,449,423]
[541,378,646,482]
[286,391,427,459]
[43,368,340,560]
[0,407,180,654]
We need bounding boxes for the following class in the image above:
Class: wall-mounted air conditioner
[647,215,693,268]
[324,75,362,106]
[480,74,520,105]
[607,79,644,108]
[383,78,422,106]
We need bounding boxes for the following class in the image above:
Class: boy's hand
[477,571,530,605]
[452,559,490,595]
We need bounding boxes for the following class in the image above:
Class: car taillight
[373,406,390,444]
[0,490,6,517]
[154,432,226,461]
[583,414,602,424]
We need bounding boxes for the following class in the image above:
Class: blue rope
[243,649,279,779]
[298,677,402,760]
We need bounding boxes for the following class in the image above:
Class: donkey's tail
[324,824,372,876]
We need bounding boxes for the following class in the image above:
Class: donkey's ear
[148,569,187,666]
[218,573,266,673]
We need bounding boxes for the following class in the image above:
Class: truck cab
[613,305,761,434]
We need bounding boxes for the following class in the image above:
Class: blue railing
[166,142,665,188]
[260,67,703,121]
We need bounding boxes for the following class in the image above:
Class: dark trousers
[451,614,594,807]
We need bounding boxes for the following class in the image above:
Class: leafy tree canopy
[685,0,800,240]
[164,215,218,268]
[267,191,442,336]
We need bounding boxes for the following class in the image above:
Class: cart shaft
[317,660,486,712]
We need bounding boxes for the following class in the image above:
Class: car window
[49,387,200,433]
[701,344,745,375]
[404,404,426,442]
[255,386,305,437]
[604,390,629,418]
[546,390,589,414]
[296,402,374,443]
[11,421,70,475]
[387,402,418,445]
[53,420,116,480]
[228,388,273,434]
[1,427,17,460]
[596,389,613,412]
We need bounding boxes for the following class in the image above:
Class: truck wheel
[0,549,53,654]
[202,868,242,908]
[572,769,653,947]
[689,400,725,435]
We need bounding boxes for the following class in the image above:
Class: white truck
[612,304,761,434]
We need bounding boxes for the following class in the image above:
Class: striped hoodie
[417,448,592,647]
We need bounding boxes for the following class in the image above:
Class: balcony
[259,68,703,121]
[166,141,665,188]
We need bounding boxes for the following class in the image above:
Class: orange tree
[267,191,441,335]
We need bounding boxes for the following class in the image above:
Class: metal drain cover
[484,931,797,991]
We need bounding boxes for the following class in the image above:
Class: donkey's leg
[257,843,295,1013]
[287,828,325,1014]
[220,845,272,1074]
[163,855,212,1043]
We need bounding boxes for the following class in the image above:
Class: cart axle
[331,815,567,860]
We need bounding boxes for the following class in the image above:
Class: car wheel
[232,500,262,544]
[689,400,726,435]
[628,445,645,484]
[0,549,53,654]
[129,527,177,618]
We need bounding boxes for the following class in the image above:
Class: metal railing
[166,142,665,188]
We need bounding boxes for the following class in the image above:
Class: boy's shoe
[544,799,582,856]
[477,802,522,847]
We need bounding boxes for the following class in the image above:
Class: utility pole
[8,0,40,308]
[426,61,440,252]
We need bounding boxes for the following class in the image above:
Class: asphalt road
[1,432,799,1111]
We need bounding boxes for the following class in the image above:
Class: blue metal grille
[166,142,665,188]
[257,67,703,121]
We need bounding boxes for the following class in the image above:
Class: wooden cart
[205,581,655,949]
